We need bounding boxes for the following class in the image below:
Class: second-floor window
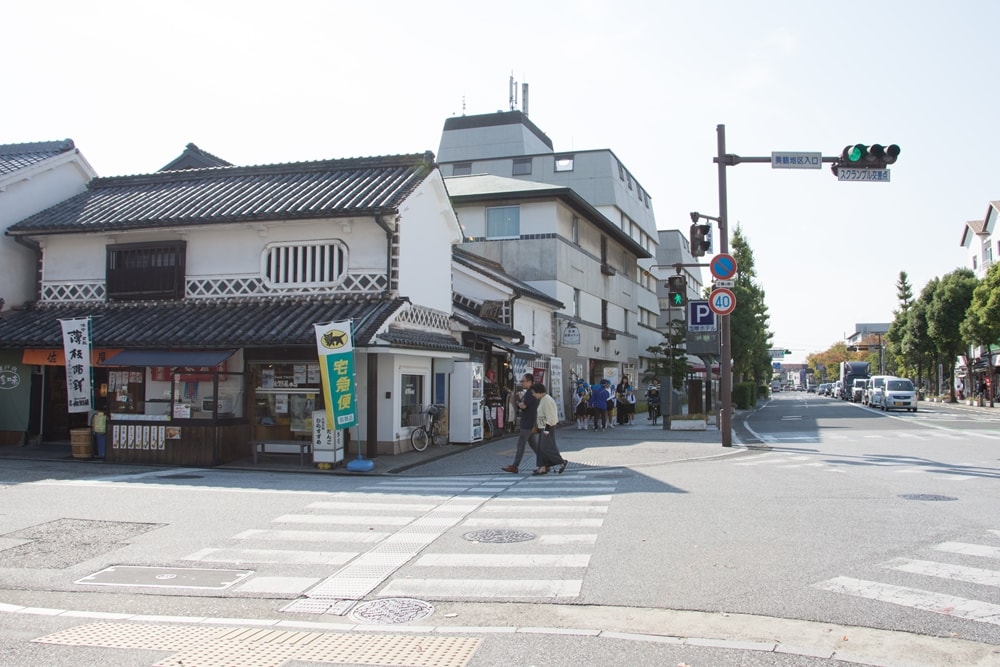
[107,241,186,301]
[512,158,532,176]
[262,240,347,288]
[486,206,520,239]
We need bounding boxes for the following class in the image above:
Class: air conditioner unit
[600,263,616,276]
[601,330,617,341]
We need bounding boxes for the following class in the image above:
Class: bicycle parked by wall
[411,404,448,451]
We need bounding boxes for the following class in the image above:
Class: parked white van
[882,377,917,412]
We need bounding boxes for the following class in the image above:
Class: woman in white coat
[530,383,568,475]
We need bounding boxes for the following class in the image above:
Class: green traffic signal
[846,144,865,162]
[672,293,683,306]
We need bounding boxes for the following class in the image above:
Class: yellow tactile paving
[34,621,481,667]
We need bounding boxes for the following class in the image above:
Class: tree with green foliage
[885,271,914,377]
[728,226,773,386]
[960,262,1000,404]
[927,269,977,402]
[643,322,689,391]
[902,280,938,393]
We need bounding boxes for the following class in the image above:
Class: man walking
[502,373,538,473]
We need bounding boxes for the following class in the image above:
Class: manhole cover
[158,473,204,479]
[349,597,434,624]
[463,529,536,543]
[899,494,958,502]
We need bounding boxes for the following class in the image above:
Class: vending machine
[449,361,484,444]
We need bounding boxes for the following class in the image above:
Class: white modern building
[437,110,661,390]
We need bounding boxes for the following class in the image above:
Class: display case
[449,361,484,444]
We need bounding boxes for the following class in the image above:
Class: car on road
[865,375,894,409]
[882,377,917,412]
[851,378,867,403]
[832,380,844,399]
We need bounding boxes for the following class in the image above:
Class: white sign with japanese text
[59,317,93,413]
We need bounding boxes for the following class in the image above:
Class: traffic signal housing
[667,275,686,308]
[689,223,712,257]
[832,143,900,175]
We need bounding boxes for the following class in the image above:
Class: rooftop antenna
[462,95,466,116]
[509,74,518,111]
[522,82,529,116]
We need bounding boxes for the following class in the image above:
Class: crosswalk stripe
[379,578,582,599]
[308,501,438,512]
[414,554,590,567]
[934,542,1000,559]
[183,548,357,565]
[480,505,608,513]
[234,529,388,543]
[885,558,1000,587]
[462,517,604,528]
[813,576,1000,626]
[273,514,415,526]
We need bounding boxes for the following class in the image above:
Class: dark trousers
[512,427,538,467]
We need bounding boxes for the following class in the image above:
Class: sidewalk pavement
[0,417,743,476]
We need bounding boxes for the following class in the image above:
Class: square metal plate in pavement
[75,565,254,590]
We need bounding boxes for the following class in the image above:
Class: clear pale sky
[6,1,990,363]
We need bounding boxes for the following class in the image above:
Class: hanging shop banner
[59,317,93,413]
[314,319,357,429]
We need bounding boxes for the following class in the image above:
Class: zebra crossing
[812,529,1000,627]
[731,447,994,482]
[183,472,619,605]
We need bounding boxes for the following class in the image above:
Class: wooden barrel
[70,428,93,459]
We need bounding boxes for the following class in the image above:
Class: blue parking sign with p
[688,300,716,332]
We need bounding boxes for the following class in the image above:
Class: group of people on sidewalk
[501,373,569,476]
[571,376,644,430]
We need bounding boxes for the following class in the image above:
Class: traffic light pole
[715,125,734,447]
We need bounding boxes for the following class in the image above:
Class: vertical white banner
[549,357,565,422]
[59,317,93,413]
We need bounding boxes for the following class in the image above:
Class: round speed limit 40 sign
[709,287,736,316]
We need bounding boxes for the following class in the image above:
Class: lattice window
[396,305,451,330]
[40,281,106,303]
[186,272,386,299]
[261,240,347,289]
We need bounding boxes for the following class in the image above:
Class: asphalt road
[1,400,999,666]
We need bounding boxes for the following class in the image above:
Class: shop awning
[481,336,539,358]
[99,349,236,368]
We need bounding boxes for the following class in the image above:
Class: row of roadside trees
[808,263,1000,402]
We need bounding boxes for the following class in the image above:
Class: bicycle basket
[427,404,442,416]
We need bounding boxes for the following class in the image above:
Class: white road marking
[414,554,590,567]
[379,578,582,599]
[934,542,1000,559]
[885,558,1000,587]
[184,548,357,565]
[813,576,1000,626]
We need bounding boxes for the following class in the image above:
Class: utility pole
[711,128,899,447]
[715,125,734,447]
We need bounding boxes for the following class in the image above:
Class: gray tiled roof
[0,139,76,178]
[452,304,521,337]
[0,296,404,349]
[8,151,437,234]
[376,328,466,353]
[159,143,233,171]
